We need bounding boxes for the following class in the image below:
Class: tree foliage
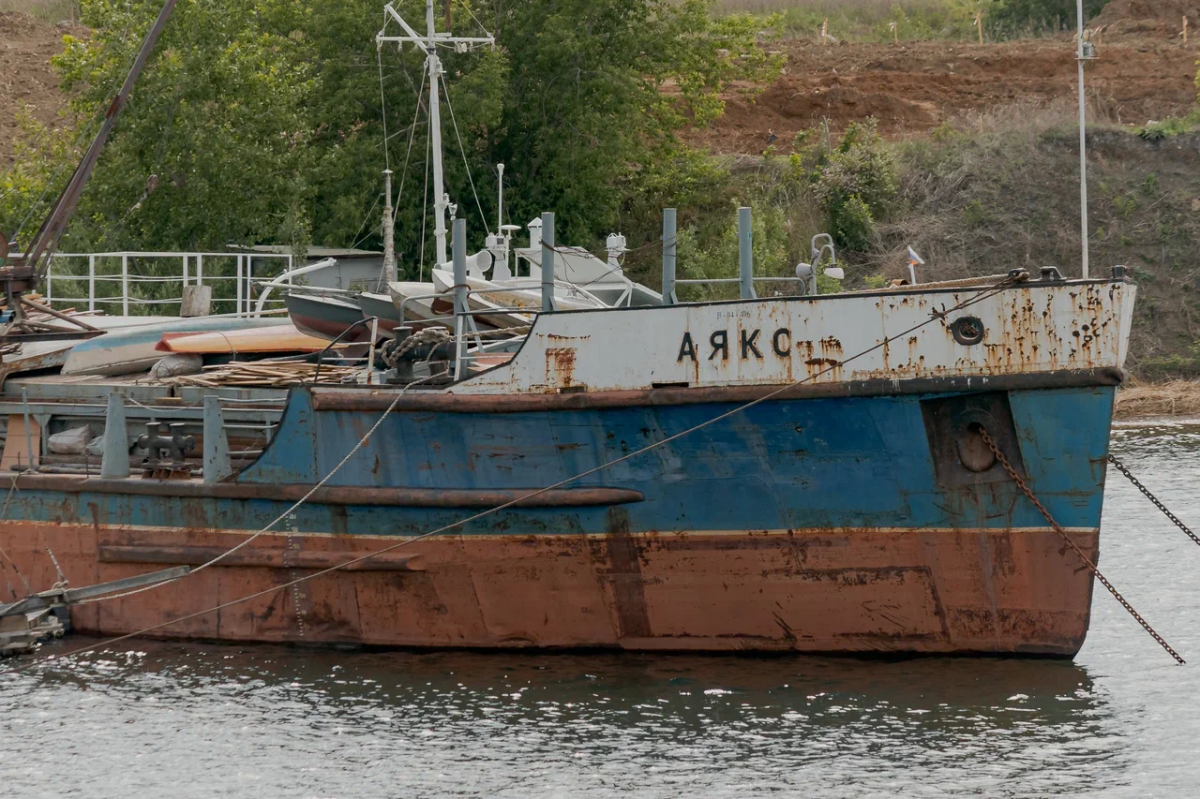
[0,0,779,277]
[986,0,1112,37]
[791,119,898,251]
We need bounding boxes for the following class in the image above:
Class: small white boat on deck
[429,269,604,313]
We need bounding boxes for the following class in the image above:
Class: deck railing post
[121,254,130,315]
[662,208,677,306]
[100,392,130,479]
[88,254,95,311]
[197,253,204,285]
[738,207,756,300]
[452,218,468,377]
[541,211,556,312]
[236,255,244,317]
[202,395,233,484]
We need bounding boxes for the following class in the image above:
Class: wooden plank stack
[167,361,362,388]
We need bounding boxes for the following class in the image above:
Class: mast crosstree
[377,1,494,268]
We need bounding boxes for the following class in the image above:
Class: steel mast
[377,1,493,267]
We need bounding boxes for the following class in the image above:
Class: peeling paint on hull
[0,281,1133,656]
[0,524,1096,655]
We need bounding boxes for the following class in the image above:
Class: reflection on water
[1,421,1199,797]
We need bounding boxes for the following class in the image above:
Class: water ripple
[0,428,1197,796]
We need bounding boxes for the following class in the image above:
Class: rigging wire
[393,64,429,227]
[418,114,431,281]
[69,371,445,607]
[440,79,489,235]
[348,193,383,252]
[2,278,1026,673]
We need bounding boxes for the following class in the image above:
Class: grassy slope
[0,0,78,24]
[880,105,1200,377]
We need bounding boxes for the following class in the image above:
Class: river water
[1,420,1198,798]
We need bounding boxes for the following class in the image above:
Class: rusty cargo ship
[0,0,1137,657]
[0,260,1135,656]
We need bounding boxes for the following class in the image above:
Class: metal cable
[3,278,1028,671]
[1108,453,1200,547]
[0,476,31,596]
[393,66,428,228]
[440,80,488,234]
[980,429,1184,665]
[72,370,446,606]
[418,124,431,281]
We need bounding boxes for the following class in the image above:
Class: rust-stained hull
[0,523,1096,655]
[0,278,1136,657]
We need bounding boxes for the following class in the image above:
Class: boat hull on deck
[0,381,1114,656]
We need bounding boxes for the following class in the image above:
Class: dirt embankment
[1094,0,1200,38]
[691,37,1197,153]
[1116,381,1200,419]
[0,11,84,167]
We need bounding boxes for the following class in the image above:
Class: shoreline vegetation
[1115,381,1200,420]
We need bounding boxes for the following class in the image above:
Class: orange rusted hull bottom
[0,523,1098,655]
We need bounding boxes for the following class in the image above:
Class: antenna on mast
[1076,0,1093,279]
[377,1,494,268]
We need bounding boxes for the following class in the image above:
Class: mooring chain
[1107,453,1200,549]
[978,429,1185,665]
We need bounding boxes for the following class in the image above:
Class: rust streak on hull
[0,523,1098,656]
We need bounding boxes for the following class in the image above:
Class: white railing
[42,251,295,318]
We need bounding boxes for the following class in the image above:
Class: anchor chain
[1108,453,1200,548]
[978,428,1185,665]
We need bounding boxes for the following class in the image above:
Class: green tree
[1,0,778,276]
[986,0,1112,38]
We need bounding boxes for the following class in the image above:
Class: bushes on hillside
[987,0,1112,38]
[792,119,898,250]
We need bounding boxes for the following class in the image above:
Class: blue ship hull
[1,379,1114,654]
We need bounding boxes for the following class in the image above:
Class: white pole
[497,163,504,232]
[426,0,449,267]
[236,254,244,317]
[121,253,129,316]
[382,169,396,282]
[1077,0,1090,279]
[88,254,95,311]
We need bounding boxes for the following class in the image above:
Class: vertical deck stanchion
[202,395,232,484]
[121,254,130,316]
[541,212,556,312]
[100,392,130,479]
[738,207,756,300]
[452,218,468,378]
[88,254,95,311]
[662,208,677,306]
[236,255,244,317]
